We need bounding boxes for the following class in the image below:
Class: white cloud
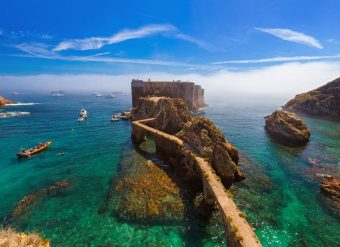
[255,28,323,49]
[213,54,340,64]
[1,62,340,100]
[53,24,209,52]
[14,42,200,68]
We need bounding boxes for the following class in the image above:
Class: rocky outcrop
[0,228,50,247]
[108,159,184,223]
[132,97,192,134]
[265,110,311,145]
[11,180,71,219]
[0,96,15,106]
[284,77,340,120]
[320,176,340,214]
[177,117,244,187]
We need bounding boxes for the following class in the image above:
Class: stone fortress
[131,79,205,110]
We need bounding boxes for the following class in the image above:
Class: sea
[0,92,339,247]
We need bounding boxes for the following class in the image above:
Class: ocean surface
[0,93,339,246]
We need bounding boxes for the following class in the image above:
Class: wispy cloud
[255,28,323,49]
[53,24,211,52]
[14,42,201,68]
[212,54,340,64]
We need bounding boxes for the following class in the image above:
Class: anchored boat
[17,141,52,158]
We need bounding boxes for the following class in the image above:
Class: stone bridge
[132,118,261,247]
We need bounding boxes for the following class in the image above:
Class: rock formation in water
[265,110,311,145]
[108,158,184,223]
[0,228,50,247]
[320,176,340,215]
[0,96,15,106]
[284,77,340,120]
[132,96,192,134]
[11,180,71,219]
[177,117,244,186]
[132,96,244,187]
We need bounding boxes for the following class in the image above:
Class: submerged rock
[110,160,184,223]
[11,180,71,219]
[177,117,244,187]
[264,110,311,146]
[320,176,340,214]
[0,96,15,106]
[0,228,50,247]
[284,77,340,120]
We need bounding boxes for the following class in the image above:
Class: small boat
[77,109,87,122]
[111,113,120,122]
[17,141,52,158]
[51,90,64,97]
[92,92,103,97]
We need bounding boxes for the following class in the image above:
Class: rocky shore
[320,176,340,217]
[0,96,15,106]
[284,77,340,120]
[0,228,50,247]
[265,110,311,146]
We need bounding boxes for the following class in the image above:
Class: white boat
[92,92,103,97]
[51,90,64,97]
[111,113,120,122]
[77,109,88,122]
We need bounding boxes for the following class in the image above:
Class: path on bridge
[133,118,261,247]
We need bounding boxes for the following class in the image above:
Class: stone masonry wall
[131,79,205,110]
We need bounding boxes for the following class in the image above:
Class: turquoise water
[0,93,339,246]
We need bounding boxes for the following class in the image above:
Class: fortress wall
[131,80,205,110]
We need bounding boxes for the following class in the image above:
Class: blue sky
[1,0,340,94]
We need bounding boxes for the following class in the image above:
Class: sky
[1,0,340,96]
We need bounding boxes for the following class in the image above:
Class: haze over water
[0,92,339,246]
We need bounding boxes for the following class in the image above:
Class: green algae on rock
[11,180,71,219]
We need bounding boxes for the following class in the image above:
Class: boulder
[0,228,50,247]
[0,96,15,106]
[177,117,244,187]
[284,77,340,120]
[320,176,340,215]
[265,110,311,146]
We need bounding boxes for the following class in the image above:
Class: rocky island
[265,110,311,146]
[284,77,340,120]
[130,88,261,246]
[0,96,15,106]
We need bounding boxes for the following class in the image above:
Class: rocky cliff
[265,110,311,146]
[320,176,340,217]
[284,77,340,120]
[132,97,192,134]
[132,96,244,187]
[0,96,15,106]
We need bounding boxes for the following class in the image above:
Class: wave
[6,102,40,106]
[0,111,31,118]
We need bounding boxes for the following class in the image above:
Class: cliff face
[132,97,192,134]
[265,110,311,146]
[284,77,340,120]
[177,117,244,186]
[0,96,15,106]
[132,96,244,187]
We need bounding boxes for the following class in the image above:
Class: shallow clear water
[0,93,339,246]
